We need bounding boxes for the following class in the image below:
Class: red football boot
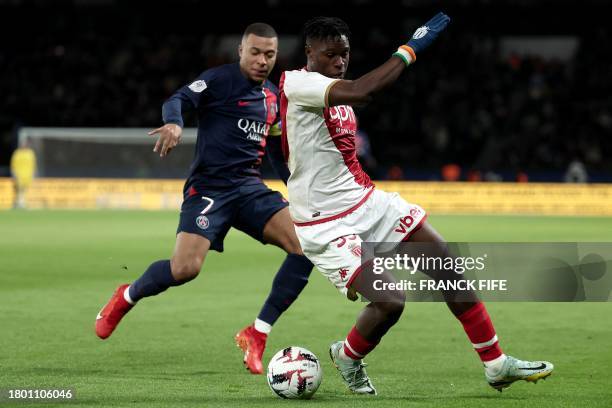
[235,325,267,374]
[95,284,134,339]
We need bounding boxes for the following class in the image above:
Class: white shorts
[294,189,427,298]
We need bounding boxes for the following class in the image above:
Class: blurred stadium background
[1,0,611,200]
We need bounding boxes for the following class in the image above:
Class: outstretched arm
[328,12,450,107]
[150,78,206,157]
[328,58,405,107]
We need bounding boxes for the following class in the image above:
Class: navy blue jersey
[162,63,279,190]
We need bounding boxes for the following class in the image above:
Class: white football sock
[123,286,135,305]
[254,318,272,334]
[338,344,354,361]
[484,354,507,375]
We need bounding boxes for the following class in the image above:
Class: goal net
[18,127,197,178]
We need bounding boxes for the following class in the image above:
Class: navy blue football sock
[257,254,313,326]
[128,260,181,302]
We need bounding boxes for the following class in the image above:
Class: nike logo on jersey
[238,100,251,107]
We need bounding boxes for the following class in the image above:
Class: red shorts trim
[401,214,428,242]
[346,259,373,288]
[294,188,374,227]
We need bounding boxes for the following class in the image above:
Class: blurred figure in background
[565,160,589,183]
[355,128,378,176]
[441,163,461,181]
[10,137,36,209]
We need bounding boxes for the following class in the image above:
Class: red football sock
[457,302,503,362]
[343,326,379,360]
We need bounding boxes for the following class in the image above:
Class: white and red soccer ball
[266,346,322,399]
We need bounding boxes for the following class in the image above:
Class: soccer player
[10,137,36,209]
[280,14,554,394]
[95,23,313,375]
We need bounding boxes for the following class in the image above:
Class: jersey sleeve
[162,68,223,127]
[283,70,340,108]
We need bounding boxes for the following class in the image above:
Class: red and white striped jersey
[280,69,374,225]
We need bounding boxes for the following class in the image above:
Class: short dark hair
[303,17,351,45]
[242,22,277,39]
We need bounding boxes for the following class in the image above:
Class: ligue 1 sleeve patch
[188,80,207,93]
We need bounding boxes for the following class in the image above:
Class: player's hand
[149,124,182,158]
[406,12,451,54]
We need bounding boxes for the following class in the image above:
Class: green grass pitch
[1,211,611,407]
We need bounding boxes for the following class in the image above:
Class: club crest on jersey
[348,243,362,257]
[268,102,277,117]
[237,118,269,142]
[188,80,207,93]
[196,215,209,230]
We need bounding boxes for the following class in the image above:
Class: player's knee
[282,236,303,255]
[170,256,203,282]
[285,244,303,256]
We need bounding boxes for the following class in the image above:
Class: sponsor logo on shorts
[394,215,415,234]
[196,215,209,230]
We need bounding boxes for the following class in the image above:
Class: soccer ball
[266,346,322,399]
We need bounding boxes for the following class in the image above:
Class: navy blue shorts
[177,182,288,252]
